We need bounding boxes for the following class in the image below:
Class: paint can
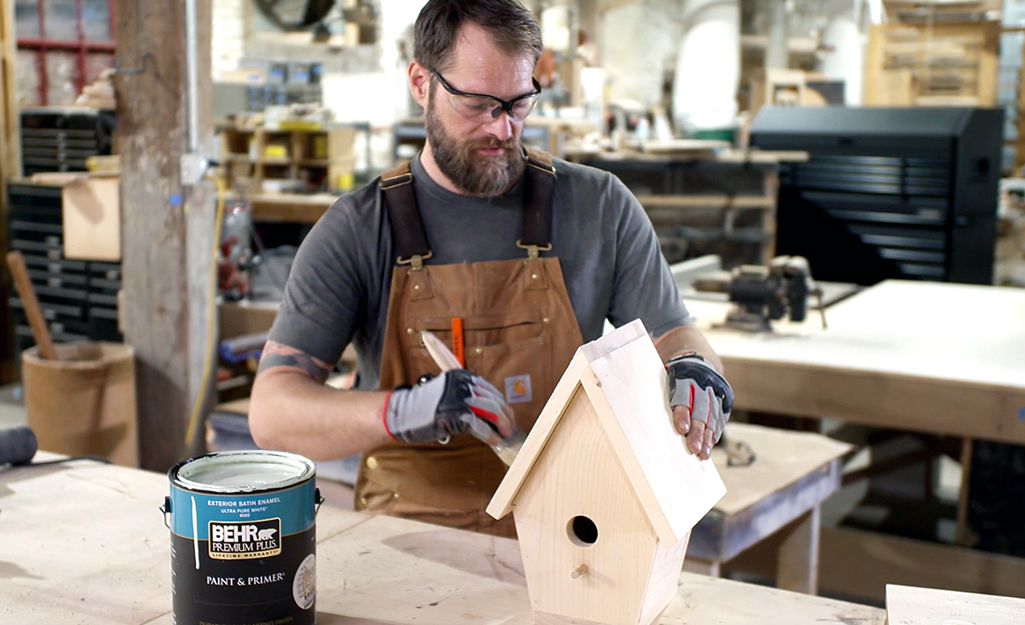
[162,450,321,625]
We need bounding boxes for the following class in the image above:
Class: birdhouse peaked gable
[487,319,726,544]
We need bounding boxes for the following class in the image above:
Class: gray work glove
[666,353,734,445]
[384,370,514,445]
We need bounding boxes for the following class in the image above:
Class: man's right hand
[383,370,515,445]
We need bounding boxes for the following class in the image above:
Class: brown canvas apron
[354,148,583,537]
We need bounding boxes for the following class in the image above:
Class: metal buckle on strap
[380,171,413,190]
[521,148,556,174]
[396,251,432,270]
[516,239,552,260]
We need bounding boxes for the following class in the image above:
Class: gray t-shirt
[269,153,691,390]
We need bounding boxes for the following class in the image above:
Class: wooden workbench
[690,423,849,594]
[0,454,885,625]
[685,279,1025,601]
[689,280,1025,446]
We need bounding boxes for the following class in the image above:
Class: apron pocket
[359,441,506,512]
[471,331,554,432]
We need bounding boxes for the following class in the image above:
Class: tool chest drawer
[6,182,124,354]
[750,106,1001,286]
[19,108,114,176]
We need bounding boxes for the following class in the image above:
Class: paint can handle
[315,489,324,515]
[160,496,171,529]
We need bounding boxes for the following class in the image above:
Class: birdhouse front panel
[512,384,663,625]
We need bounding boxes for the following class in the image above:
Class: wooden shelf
[635,195,775,210]
[216,125,359,192]
[563,149,795,267]
[864,19,1000,106]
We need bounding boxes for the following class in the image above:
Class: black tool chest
[6,182,123,354]
[750,106,1002,286]
[20,107,114,177]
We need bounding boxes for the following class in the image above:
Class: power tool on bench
[694,255,827,331]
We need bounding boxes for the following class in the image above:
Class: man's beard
[425,95,524,197]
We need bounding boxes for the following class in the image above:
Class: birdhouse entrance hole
[568,515,598,547]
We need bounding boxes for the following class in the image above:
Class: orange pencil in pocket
[450,317,465,367]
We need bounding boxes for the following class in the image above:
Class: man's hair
[413,0,543,73]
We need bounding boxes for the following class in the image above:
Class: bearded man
[249,0,733,537]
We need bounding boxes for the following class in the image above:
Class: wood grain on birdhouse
[488,319,726,625]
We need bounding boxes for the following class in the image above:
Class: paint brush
[420,330,525,466]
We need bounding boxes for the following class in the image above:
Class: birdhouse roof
[486,319,726,545]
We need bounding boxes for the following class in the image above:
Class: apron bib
[355,149,583,537]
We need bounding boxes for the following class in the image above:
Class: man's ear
[408,60,430,109]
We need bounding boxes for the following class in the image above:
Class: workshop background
[1,0,1025,613]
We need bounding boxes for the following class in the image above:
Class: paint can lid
[171,450,316,494]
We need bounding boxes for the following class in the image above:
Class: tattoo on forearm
[258,340,332,383]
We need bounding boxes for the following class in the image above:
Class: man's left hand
[666,353,734,459]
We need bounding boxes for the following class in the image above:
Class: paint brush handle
[421,330,462,372]
[420,330,523,466]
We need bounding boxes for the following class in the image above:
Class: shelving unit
[864,19,1000,106]
[20,107,114,176]
[5,181,123,360]
[217,124,364,193]
[564,147,804,268]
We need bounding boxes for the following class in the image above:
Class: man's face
[424,83,524,197]
[417,23,537,197]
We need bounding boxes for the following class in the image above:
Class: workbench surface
[0,455,885,625]
[688,424,849,594]
[689,280,1025,445]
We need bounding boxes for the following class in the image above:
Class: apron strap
[381,149,558,264]
[380,161,432,265]
[519,147,556,254]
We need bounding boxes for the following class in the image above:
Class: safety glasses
[431,69,541,123]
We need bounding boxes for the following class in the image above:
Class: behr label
[208,518,282,560]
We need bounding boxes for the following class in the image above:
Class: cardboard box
[59,174,121,262]
[219,300,280,340]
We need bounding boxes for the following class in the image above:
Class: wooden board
[0,0,18,380]
[710,423,849,516]
[886,583,1025,624]
[235,192,336,224]
[62,176,121,261]
[690,280,1025,444]
[636,138,731,154]
[561,147,807,166]
[0,0,17,179]
[886,584,1025,625]
[820,526,1025,603]
[582,321,725,543]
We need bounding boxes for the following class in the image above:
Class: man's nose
[484,110,514,141]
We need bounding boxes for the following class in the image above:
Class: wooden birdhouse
[487,319,726,625]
